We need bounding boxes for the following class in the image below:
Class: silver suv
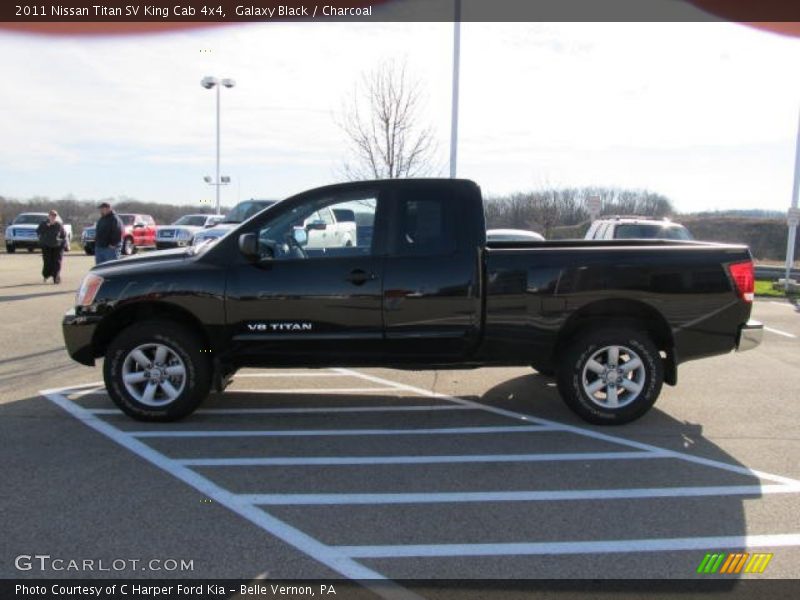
[585,216,692,241]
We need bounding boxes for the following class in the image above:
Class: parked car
[300,204,358,249]
[487,228,545,242]
[192,199,278,247]
[585,216,692,241]
[5,212,73,253]
[63,178,761,425]
[81,213,157,256]
[156,214,224,250]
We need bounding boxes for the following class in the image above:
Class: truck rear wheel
[557,327,663,425]
[104,320,211,421]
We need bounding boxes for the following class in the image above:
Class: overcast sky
[1,21,799,213]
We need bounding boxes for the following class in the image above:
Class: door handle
[346,269,376,285]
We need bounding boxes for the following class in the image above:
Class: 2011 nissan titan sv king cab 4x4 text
[62,179,762,424]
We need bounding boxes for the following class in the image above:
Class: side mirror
[292,227,308,246]
[238,233,258,258]
[306,221,326,231]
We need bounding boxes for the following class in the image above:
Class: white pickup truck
[305,205,357,248]
[5,212,73,253]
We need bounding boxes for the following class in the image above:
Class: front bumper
[7,239,39,249]
[62,308,102,366]
[736,320,763,352]
[156,240,190,250]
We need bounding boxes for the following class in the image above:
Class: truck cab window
[258,195,377,260]
[397,198,456,257]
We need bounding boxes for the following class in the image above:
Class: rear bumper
[62,308,101,366]
[736,320,763,352]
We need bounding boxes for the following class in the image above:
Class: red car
[81,213,157,255]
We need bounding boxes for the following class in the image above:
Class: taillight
[727,260,754,303]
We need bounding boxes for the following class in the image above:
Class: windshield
[13,214,46,225]
[119,215,136,226]
[223,200,275,224]
[173,215,208,227]
[615,223,692,240]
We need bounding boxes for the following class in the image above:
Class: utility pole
[449,0,461,179]
[785,107,800,290]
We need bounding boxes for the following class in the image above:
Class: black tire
[27,247,34,253]
[556,327,663,425]
[84,248,94,256]
[122,237,134,255]
[104,320,211,421]
[6,245,15,254]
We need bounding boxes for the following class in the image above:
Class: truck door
[381,184,482,361]
[225,189,385,363]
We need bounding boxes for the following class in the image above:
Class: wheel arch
[92,301,211,359]
[554,298,677,386]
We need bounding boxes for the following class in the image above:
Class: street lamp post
[785,107,800,290]
[449,0,461,179]
[201,76,235,215]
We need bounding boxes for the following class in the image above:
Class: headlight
[76,273,104,307]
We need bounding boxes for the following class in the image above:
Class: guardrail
[755,265,800,280]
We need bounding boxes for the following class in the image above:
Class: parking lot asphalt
[2,252,800,589]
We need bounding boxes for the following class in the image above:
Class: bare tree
[339,59,437,180]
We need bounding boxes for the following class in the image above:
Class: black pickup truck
[63,179,762,424]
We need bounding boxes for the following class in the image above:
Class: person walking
[94,202,123,265]
[36,210,67,284]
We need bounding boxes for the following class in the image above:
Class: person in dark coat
[37,210,67,284]
[94,202,124,265]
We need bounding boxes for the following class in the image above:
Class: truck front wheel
[557,327,663,425]
[104,321,212,421]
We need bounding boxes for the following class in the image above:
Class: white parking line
[235,372,349,378]
[88,405,471,416]
[130,425,551,438]
[224,387,402,394]
[240,483,800,506]
[338,369,800,488]
[178,450,665,467]
[764,326,797,338]
[41,387,420,600]
[68,387,106,398]
[338,533,800,558]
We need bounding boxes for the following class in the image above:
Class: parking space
[1,253,799,586]
[42,362,800,586]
